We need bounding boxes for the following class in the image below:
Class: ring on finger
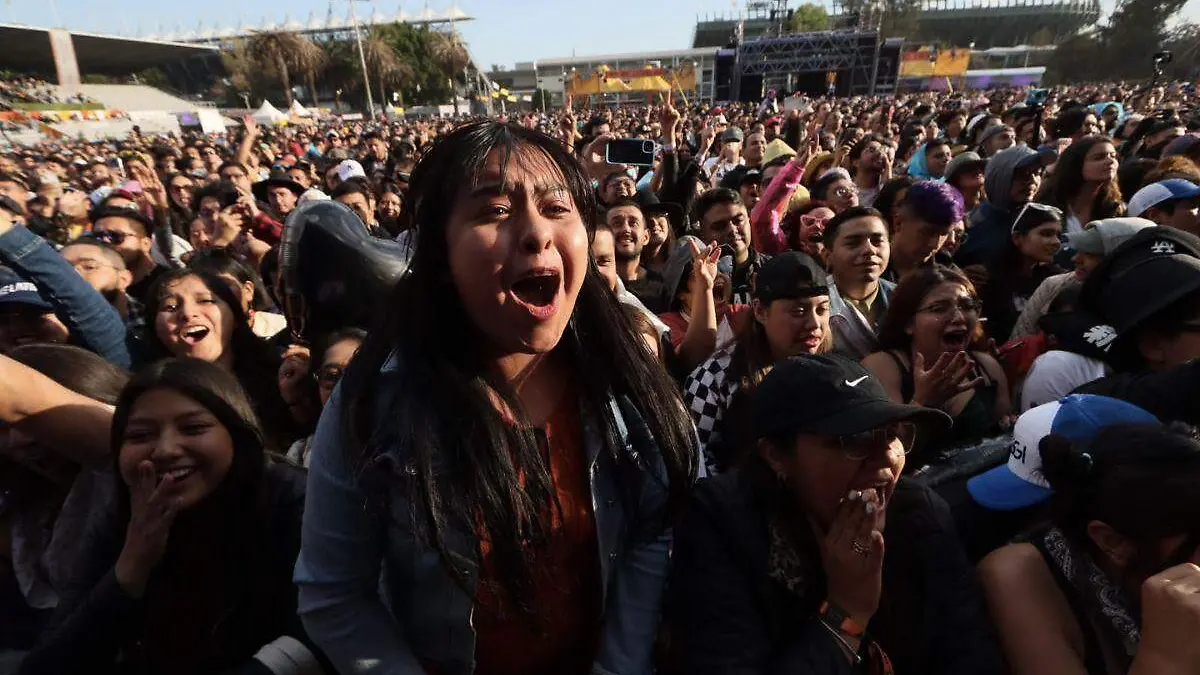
[851,539,871,557]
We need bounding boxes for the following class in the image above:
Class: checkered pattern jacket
[683,345,739,473]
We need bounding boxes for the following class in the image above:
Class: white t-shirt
[1020,350,1109,411]
[703,156,744,182]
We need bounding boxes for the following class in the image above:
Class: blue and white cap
[967,394,1159,510]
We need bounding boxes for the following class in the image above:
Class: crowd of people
[1,79,1200,675]
[0,75,93,108]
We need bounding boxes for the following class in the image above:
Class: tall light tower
[347,0,374,116]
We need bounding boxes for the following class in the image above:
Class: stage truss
[734,30,886,97]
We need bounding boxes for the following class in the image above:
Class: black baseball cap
[1080,226,1200,334]
[753,354,952,440]
[753,251,828,303]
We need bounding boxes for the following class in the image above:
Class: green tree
[362,23,452,105]
[788,3,830,32]
[1100,0,1187,79]
[244,31,325,106]
[429,29,470,113]
[362,32,414,107]
[531,88,553,112]
[1046,31,1104,83]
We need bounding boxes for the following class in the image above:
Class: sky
[5,0,1199,71]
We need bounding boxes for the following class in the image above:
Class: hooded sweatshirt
[906,142,940,181]
[954,145,1038,269]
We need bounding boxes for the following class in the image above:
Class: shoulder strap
[885,350,915,403]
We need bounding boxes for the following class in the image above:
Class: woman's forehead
[925,281,968,299]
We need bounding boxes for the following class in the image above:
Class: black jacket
[666,471,1003,675]
[1074,359,1200,425]
[20,463,319,675]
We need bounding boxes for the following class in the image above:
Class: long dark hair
[1035,135,1124,219]
[108,358,289,663]
[145,268,293,450]
[340,121,698,610]
[1040,424,1200,574]
[876,264,982,353]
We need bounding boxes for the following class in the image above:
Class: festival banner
[900,47,971,77]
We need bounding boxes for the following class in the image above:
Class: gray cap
[976,123,1014,149]
[721,127,744,143]
[1065,217,1157,255]
[944,151,987,182]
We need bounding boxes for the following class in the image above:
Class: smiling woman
[296,120,700,675]
[20,358,321,675]
[144,269,298,451]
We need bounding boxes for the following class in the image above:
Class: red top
[469,394,602,675]
[251,212,283,246]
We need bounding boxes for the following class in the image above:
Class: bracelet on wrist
[819,600,867,637]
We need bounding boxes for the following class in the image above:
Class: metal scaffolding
[735,30,884,95]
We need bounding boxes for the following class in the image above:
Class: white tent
[289,100,313,118]
[250,100,288,124]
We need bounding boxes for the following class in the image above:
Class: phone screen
[606,138,657,167]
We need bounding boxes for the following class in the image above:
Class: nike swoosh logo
[845,376,869,387]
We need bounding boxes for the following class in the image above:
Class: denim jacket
[0,225,130,368]
[828,279,895,362]
[295,359,681,675]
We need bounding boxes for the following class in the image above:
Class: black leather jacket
[666,471,1004,675]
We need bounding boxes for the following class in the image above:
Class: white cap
[1008,402,1056,487]
[335,159,366,183]
[298,187,330,204]
[1127,179,1200,218]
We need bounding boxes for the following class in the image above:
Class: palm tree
[245,30,313,106]
[429,30,470,113]
[296,38,330,106]
[361,33,413,108]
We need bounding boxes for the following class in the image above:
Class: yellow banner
[900,47,971,77]
[568,64,697,96]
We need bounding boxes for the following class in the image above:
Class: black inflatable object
[278,200,414,340]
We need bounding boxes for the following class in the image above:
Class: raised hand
[911,351,984,410]
[688,239,720,293]
[659,94,681,139]
[114,461,180,597]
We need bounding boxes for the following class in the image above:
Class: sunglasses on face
[91,229,131,245]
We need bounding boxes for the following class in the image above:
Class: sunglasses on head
[1011,202,1064,234]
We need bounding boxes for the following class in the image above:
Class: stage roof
[0,24,218,75]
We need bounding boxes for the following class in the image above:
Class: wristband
[662,143,675,152]
[819,600,866,637]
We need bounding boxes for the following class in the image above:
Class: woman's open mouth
[942,328,969,350]
[179,325,210,345]
[508,269,562,321]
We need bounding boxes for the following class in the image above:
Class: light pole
[346,0,374,117]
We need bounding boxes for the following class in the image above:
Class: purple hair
[903,180,965,229]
